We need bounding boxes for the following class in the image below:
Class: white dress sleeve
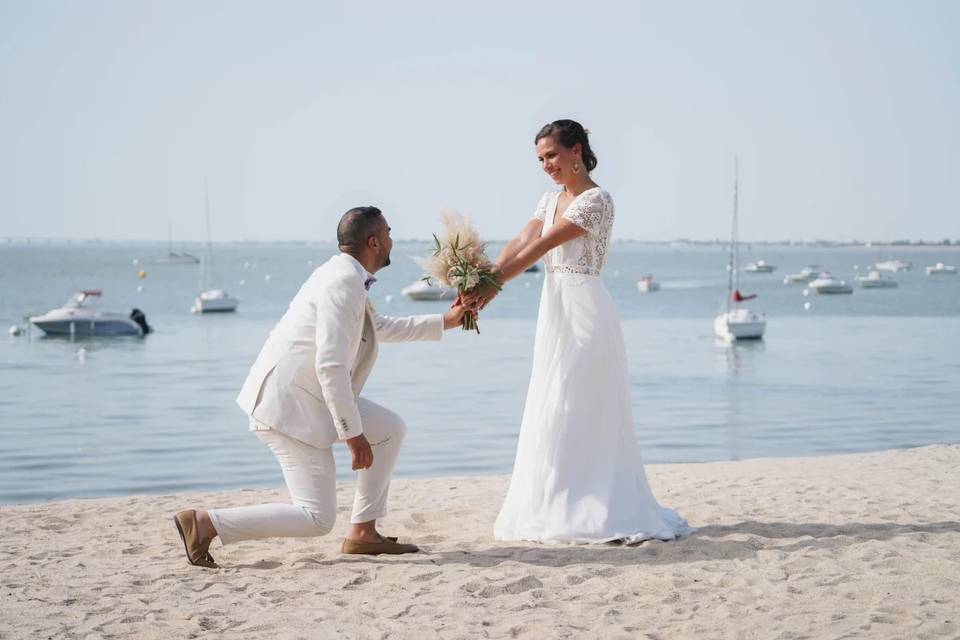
[532,192,551,222]
[562,189,606,235]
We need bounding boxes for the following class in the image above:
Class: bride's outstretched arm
[498,219,585,283]
[466,220,586,309]
[492,219,543,269]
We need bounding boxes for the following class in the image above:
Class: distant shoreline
[3,237,960,249]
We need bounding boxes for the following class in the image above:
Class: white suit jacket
[236,253,443,448]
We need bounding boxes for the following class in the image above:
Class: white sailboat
[714,160,766,342]
[191,181,239,314]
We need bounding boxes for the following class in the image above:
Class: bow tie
[364,276,377,291]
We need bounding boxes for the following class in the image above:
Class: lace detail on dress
[541,188,614,277]
[545,264,595,275]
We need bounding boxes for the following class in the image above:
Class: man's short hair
[337,206,384,251]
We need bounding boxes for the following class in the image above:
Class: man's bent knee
[302,508,336,536]
[368,415,406,449]
[390,417,407,444]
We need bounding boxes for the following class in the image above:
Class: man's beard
[380,252,391,269]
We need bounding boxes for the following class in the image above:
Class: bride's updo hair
[535,119,598,172]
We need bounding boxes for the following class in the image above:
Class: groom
[173,206,467,567]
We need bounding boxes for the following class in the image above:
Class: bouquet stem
[462,309,480,333]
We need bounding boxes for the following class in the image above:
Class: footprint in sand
[388,604,415,620]
[343,574,371,589]
[406,512,428,530]
[477,576,543,598]
[410,571,442,583]
[416,534,444,543]
[588,566,619,579]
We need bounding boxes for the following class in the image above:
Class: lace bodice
[532,187,614,275]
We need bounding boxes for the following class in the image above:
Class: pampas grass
[413,210,500,332]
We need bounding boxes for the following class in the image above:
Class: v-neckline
[551,187,600,227]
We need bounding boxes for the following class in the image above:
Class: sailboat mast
[204,178,213,289]
[725,158,739,313]
[733,158,740,300]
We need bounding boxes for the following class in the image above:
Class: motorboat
[29,290,151,337]
[808,272,853,294]
[874,259,912,272]
[783,265,822,285]
[856,270,898,288]
[636,275,660,292]
[192,180,239,314]
[524,263,541,273]
[743,260,775,273]
[401,279,457,301]
[715,307,766,341]
[191,288,239,313]
[926,262,957,276]
[714,160,766,341]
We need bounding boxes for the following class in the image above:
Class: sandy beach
[1,445,957,639]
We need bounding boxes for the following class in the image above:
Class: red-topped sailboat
[714,159,766,341]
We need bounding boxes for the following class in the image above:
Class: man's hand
[346,433,373,470]
[443,299,470,330]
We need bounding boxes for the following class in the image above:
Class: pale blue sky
[2,1,958,242]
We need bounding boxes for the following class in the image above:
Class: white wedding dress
[494,188,695,544]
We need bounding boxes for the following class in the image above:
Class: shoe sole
[341,545,420,556]
[172,514,216,568]
[172,515,198,566]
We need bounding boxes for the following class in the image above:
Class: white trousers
[208,398,406,545]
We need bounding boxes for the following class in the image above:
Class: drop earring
[573,161,581,174]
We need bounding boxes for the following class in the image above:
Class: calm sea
[1,241,958,504]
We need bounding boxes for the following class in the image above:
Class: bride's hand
[477,283,500,311]
[463,283,498,311]
[464,270,503,310]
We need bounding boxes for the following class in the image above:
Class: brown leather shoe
[341,537,419,555]
[173,509,218,568]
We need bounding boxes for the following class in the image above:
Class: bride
[466,119,694,544]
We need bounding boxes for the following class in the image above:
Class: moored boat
[926,262,957,276]
[808,272,853,294]
[856,270,898,289]
[401,280,457,301]
[29,290,151,337]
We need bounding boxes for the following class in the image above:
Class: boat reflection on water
[716,337,767,461]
